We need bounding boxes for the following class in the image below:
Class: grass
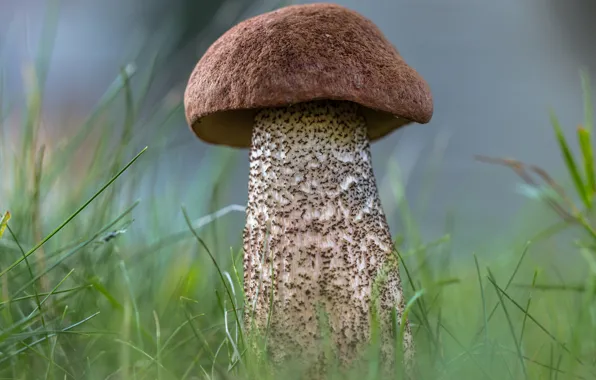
[1,9,596,380]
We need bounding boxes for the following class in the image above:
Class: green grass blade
[474,254,489,346]
[580,70,595,198]
[440,324,497,380]
[497,344,585,379]
[181,303,216,363]
[153,310,163,380]
[161,312,205,354]
[0,286,90,306]
[512,283,585,292]
[487,268,527,379]
[519,270,539,344]
[182,207,246,352]
[19,340,75,379]
[550,109,590,209]
[399,289,425,344]
[0,269,75,347]
[393,248,441,358]
[0,147,147,278]
[0,211,10,239]
[472,241,531,344]
[486,275,583,365]
[578,127,595,199]
[33,269,74,316]
[119,260,143,349]
[7,225,46,329]
[89,276,123,310]
[0,311,100,365]
[114,338,174,376]
[2,201,138,305]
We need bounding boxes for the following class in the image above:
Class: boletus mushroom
[184,2,433,374]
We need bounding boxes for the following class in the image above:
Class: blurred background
[2,0,596,255]
[2,1,596,378]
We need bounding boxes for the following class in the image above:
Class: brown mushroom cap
[184,2,433,148]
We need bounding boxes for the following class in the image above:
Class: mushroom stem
[243,100,413,369]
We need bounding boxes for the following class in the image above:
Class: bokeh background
[2,1,596,378]
[3,0,596,257]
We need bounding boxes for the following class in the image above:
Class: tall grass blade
[577,127,595,200]
[474,254,489,346]
[550,109,590,209]
[486,275,583,365]
[487,268,528,379]
[182,207,246,352]
[472,241,531,344]
[519,270,538,344]
[0,147,147,278]
[0,211,10,239]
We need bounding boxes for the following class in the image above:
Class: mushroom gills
[243,99,412,367]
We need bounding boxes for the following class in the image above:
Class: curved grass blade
[0,311,101,365]
[1,201,138,308]
[486,275,584,366]
[474,254,489,346]
[550,109,590,209]
[487,268,527,379]
[181,207,246,356]
[0,147,147,278]
[577,127,595,201]
[0,211,10,239]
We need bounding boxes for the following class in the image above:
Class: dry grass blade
[475,155,576,222]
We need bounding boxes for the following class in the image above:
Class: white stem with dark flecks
[243,100,413,369]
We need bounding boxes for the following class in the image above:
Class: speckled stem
[243,100,413,372]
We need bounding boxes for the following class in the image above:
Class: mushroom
[183,2,433,374]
